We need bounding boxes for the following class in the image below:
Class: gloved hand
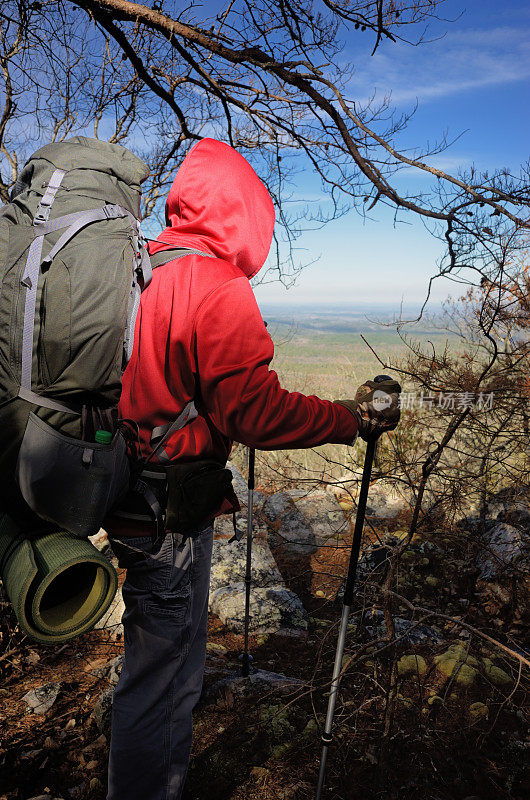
[334,377,401,442]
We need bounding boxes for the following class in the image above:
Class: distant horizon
[258,300,441,308]
[257,299,445,315]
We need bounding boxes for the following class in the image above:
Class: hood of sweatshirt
[149,138,275,279]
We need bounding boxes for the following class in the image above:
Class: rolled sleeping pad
[0,512,118,644]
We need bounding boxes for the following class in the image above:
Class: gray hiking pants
[106,524,214,800]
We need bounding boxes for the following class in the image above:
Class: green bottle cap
[95,429,112,444]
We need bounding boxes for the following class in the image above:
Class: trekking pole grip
[365,374,393,446]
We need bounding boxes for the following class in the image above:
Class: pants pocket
[110,534,161,564]
[110,533,173,593]
[142,582,191,620]
[110,531,193,596]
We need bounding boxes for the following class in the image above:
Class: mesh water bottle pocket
[15,412,130,538]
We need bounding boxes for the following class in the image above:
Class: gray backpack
[0,136,197,538]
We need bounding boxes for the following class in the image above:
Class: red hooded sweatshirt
[116,139,357,527]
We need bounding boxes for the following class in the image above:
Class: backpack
[0,136,199,538]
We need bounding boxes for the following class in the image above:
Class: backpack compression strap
[19,169,79,413]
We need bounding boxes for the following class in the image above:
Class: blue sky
[252,0,530,312]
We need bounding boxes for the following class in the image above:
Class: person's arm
[193,277,358,450]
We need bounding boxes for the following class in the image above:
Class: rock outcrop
[476,522,528,581]
[209,529,309,636]
[261,491,318,554]
[210,583,308,636]
[210,533,283,593]
[462,487,529,621]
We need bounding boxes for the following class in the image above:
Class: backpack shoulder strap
[149,247,212,269]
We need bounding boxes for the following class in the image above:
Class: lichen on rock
[434,657,477,686]
[469,702,489,722]
[482,662,512,687]
[397,654,427,677]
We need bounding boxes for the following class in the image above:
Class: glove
[334,378,401,442]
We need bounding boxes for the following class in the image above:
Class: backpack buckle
[103,204,123,220]
[33,169,66,226]
[33,207,50,225]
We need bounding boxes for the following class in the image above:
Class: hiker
[104,137,401,800]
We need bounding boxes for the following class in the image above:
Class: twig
[388,591,530,668]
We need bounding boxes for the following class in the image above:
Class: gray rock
[209,526,309,636]
[213,513,242,540]
[416,540,445,557]
[364,482,409,519]
[205,668,305,705]
[22,682,61,715]
[354,540,397,584]
[227,459,248,500]
[363,610,444,647]
[461,485,530,532]
[504,499,530,528]
[345,535,444,590]
[210,534,283,593]
[262,492,317,554]
[93,688,114,733]
[210,583,308,636]
[213,507,266,542]
[476,522,528,580]
[473,519,530,618]
[93,655,123,685]
[203,660,238,679]
[94,585,125,640]
[25,795,52,800]
[285,490,349,546]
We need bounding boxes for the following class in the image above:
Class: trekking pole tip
[238,652,254,677]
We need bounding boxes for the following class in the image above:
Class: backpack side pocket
[15,412,130,538]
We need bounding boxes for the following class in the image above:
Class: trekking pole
[315,375,392,799]
[239,446,256,678]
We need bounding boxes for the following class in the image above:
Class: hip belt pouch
[15,412,130,538]
[165,460,234,533]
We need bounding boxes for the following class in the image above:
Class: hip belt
[114,460,235,535]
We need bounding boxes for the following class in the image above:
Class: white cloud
[349,23,530,106]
